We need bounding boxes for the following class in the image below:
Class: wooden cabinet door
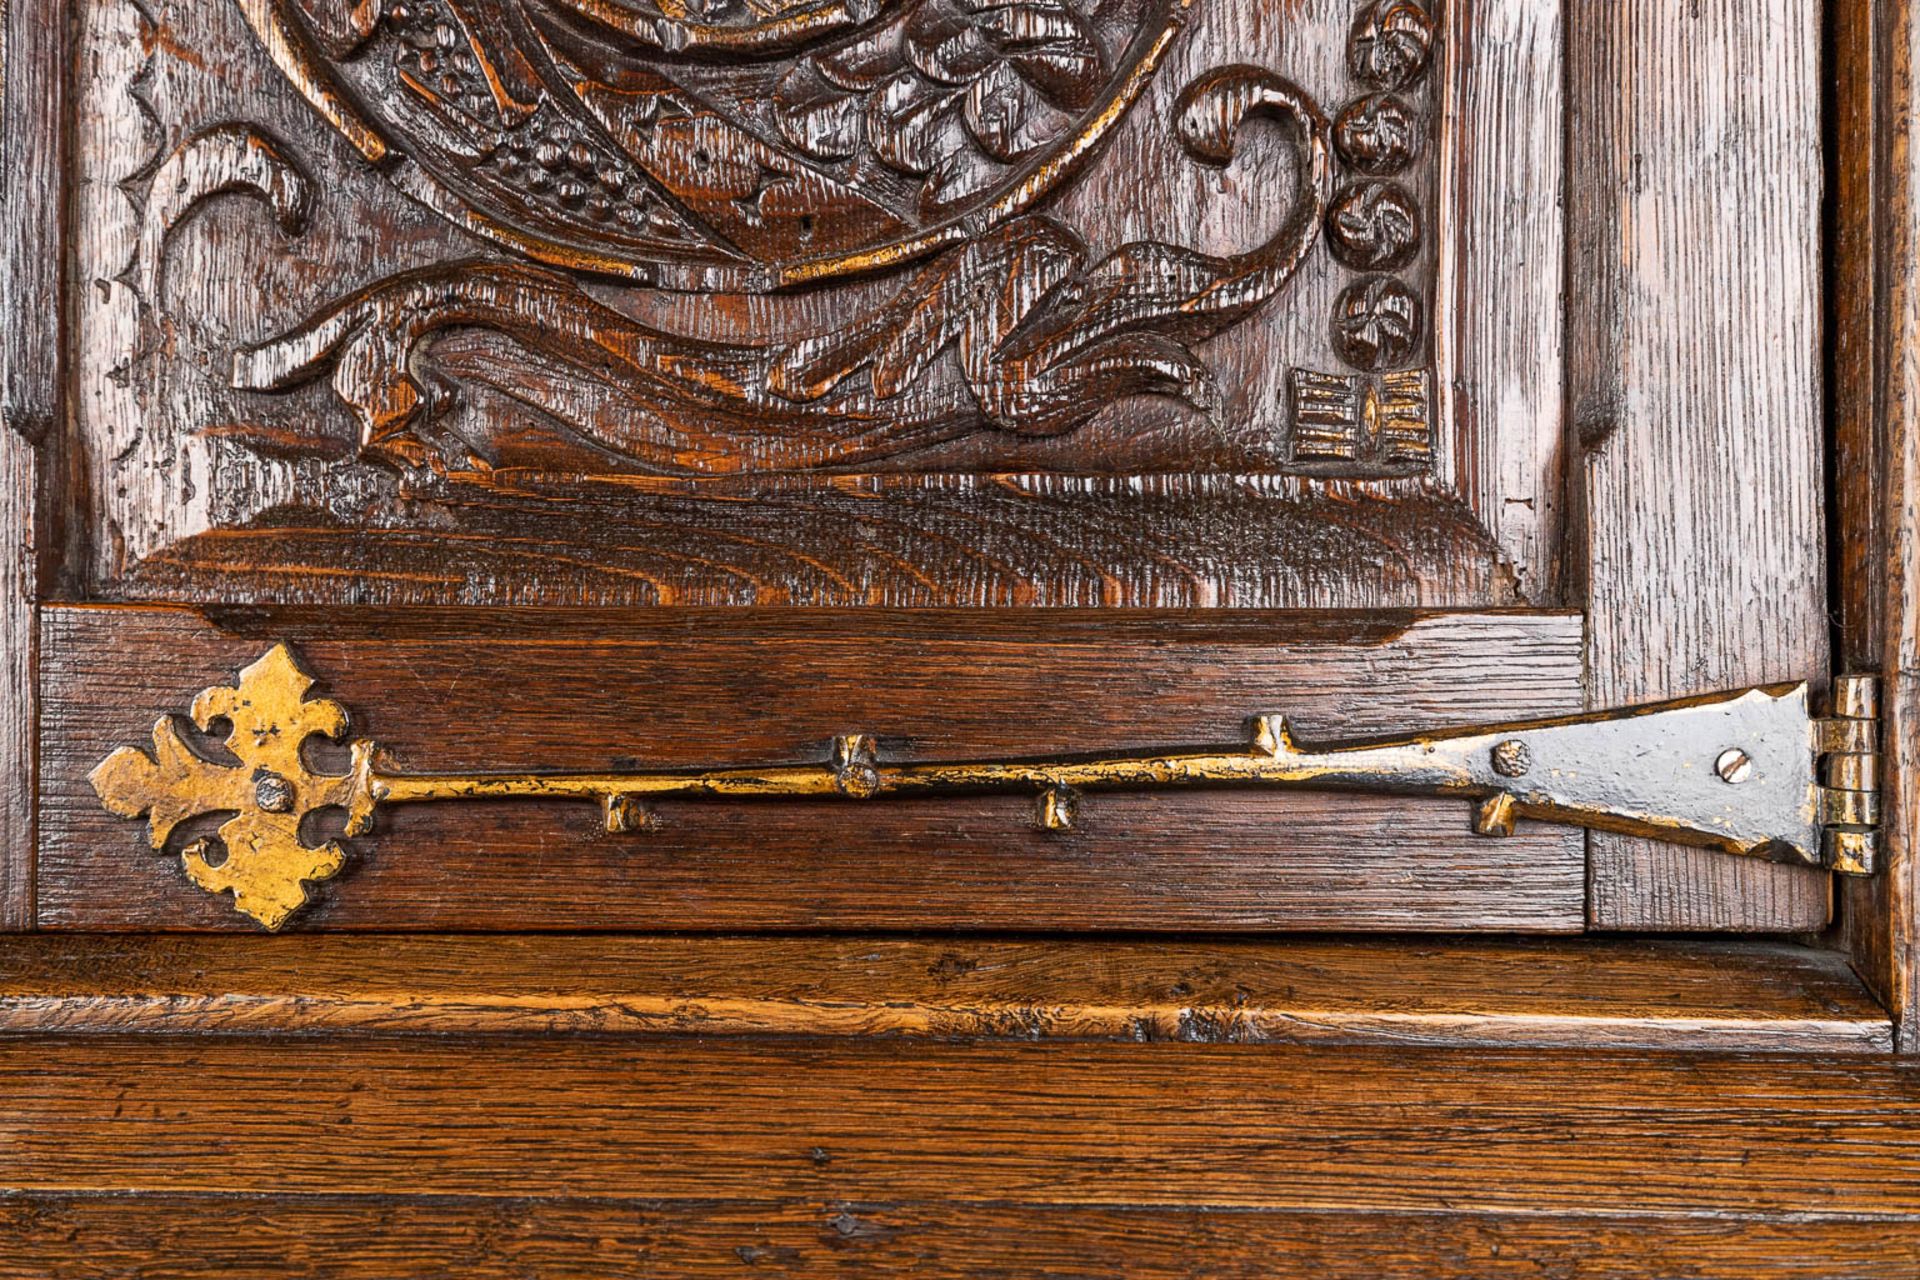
[2,0,1831,933]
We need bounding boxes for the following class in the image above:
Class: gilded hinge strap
[86,645,1886,929]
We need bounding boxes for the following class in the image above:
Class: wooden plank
[0,935,1889,1053]
[1568,0,1830,929]
[0,0,57,932]
[36,605,1587,933]
[1435,0,1564,600]
[3,1195,1917,1280]
[0,432,31,930]
[7,1038,1920,1215]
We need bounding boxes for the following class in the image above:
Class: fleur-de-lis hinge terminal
[89,644,374,929]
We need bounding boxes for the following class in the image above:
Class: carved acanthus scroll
[227,65,1329,468]
[109,0,1442,484]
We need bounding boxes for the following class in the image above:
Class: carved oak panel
[71,0,1559,606]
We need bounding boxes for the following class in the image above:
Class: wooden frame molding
[0,935,1893,1053]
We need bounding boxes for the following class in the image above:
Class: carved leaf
[920,145,1002,210]
[868,70,963,174]
[963,61,1071,162]
[774,63,866,160]
[816,29,901,91]
[905,0,1000,83]
[978,1,1105,109]
[288,0,387,57]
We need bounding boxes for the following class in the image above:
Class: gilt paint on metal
[89,644,1879,928]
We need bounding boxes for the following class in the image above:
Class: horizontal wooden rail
[0,935,1891,1052]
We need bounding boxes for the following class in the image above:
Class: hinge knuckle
[1817,675,1882,877]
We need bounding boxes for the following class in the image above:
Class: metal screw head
[1490,740,1531,778]
[253,771,296,813]
[831,734,882,799]
[1715,748,1753,784]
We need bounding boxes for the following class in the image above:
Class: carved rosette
[1275,0,1435,476]
[1323,0,1431,373]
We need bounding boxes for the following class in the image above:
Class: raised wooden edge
[0,935,1891,1052]
[3,1195,1915,1279]
[1436,0,1564,601]
[0,0,55,931]
[1883,0,1920,1055]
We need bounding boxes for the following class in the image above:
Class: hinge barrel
[1819,674,1881,875]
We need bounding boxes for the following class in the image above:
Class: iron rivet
[254,771,295,813]
[1716,748,1753,784]
[1490,740,1531,778]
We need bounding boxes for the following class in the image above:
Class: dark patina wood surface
[0,934,1891,1052]
[3,1036,1920,1276]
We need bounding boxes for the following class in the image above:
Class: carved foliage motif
[118,0,1440,486]
[246,0,1195,285]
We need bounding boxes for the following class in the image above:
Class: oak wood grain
[7,1037,1920,1216]
[1435,0,1563,602]
[0,934,1889,1052]
[106,473,1524,610]
[38,605,1587,932]
[0,432,32,930]
[5,1194,1917,1280]
[1568,0,1830,930]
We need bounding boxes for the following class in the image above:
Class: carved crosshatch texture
[68,0,1559,607]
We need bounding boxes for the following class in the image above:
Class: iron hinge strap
[86,644,1885,930]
